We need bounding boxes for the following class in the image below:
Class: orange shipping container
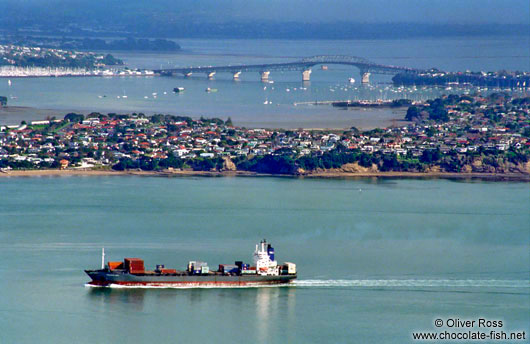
[108,261,124,270]
[160,269,177,274]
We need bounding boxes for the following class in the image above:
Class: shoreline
[1,168,528,182]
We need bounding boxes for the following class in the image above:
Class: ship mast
[101,248,105,269]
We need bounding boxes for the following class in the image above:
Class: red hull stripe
[89,280,291,287]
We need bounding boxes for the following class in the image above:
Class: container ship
[85,240,296,288]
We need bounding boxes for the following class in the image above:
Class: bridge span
[154,55,422,83]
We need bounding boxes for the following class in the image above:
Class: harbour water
[1,35,529,343]
[0,176,528,343]
[1,36,529,128]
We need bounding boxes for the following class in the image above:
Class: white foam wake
[292,279,530,288]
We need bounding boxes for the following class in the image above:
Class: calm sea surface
[0,36,529,128]
[0,176,528,343]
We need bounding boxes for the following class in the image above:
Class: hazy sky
[225,0,530,24]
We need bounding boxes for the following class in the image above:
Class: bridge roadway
[154,55,422,83]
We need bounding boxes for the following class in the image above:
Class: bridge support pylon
[361,72,371,84]
[260,71,270,82]
[302,69,312,81]
[233,71,241,80]
[207,72,216,79]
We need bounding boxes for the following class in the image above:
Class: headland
[1,89,529,182]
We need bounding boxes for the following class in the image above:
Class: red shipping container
[160,269,176,274]
[129,270,145,274]
[125,258,145,272]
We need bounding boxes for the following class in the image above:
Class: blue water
[1,36,529,128]
[0,176,528,343]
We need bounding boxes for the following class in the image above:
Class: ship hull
[85,270,296,288]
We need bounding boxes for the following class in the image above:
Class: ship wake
[292,279,529,288]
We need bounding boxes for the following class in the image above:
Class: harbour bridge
[154,55,423,83]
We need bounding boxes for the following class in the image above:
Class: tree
[190,158,217,171]
[64,113,84,123]
[420,149,441,163]
[250,155,297,174]
[405,106,421,121]
[380,154,399,171]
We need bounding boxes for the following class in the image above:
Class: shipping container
[160,268,176,274]
[201,266,209,274]
[108,261,124,270]
[124,258,145,272]
[219,264,239,274]
[129,269,145,274]
[284,262,296,274]
[241,269,257,274]
[188,261,208,272]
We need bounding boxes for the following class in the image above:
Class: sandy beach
[1,168,528,181]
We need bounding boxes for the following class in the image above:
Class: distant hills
[0,0,527,40]
[1,37,181,52]
[2,22,527,40]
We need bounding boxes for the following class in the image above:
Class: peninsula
[1,93,529,180]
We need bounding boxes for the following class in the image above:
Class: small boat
[173,87,185,93]
[7,79,12,86]
[206,88,218,93]
[349,78,355,84]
